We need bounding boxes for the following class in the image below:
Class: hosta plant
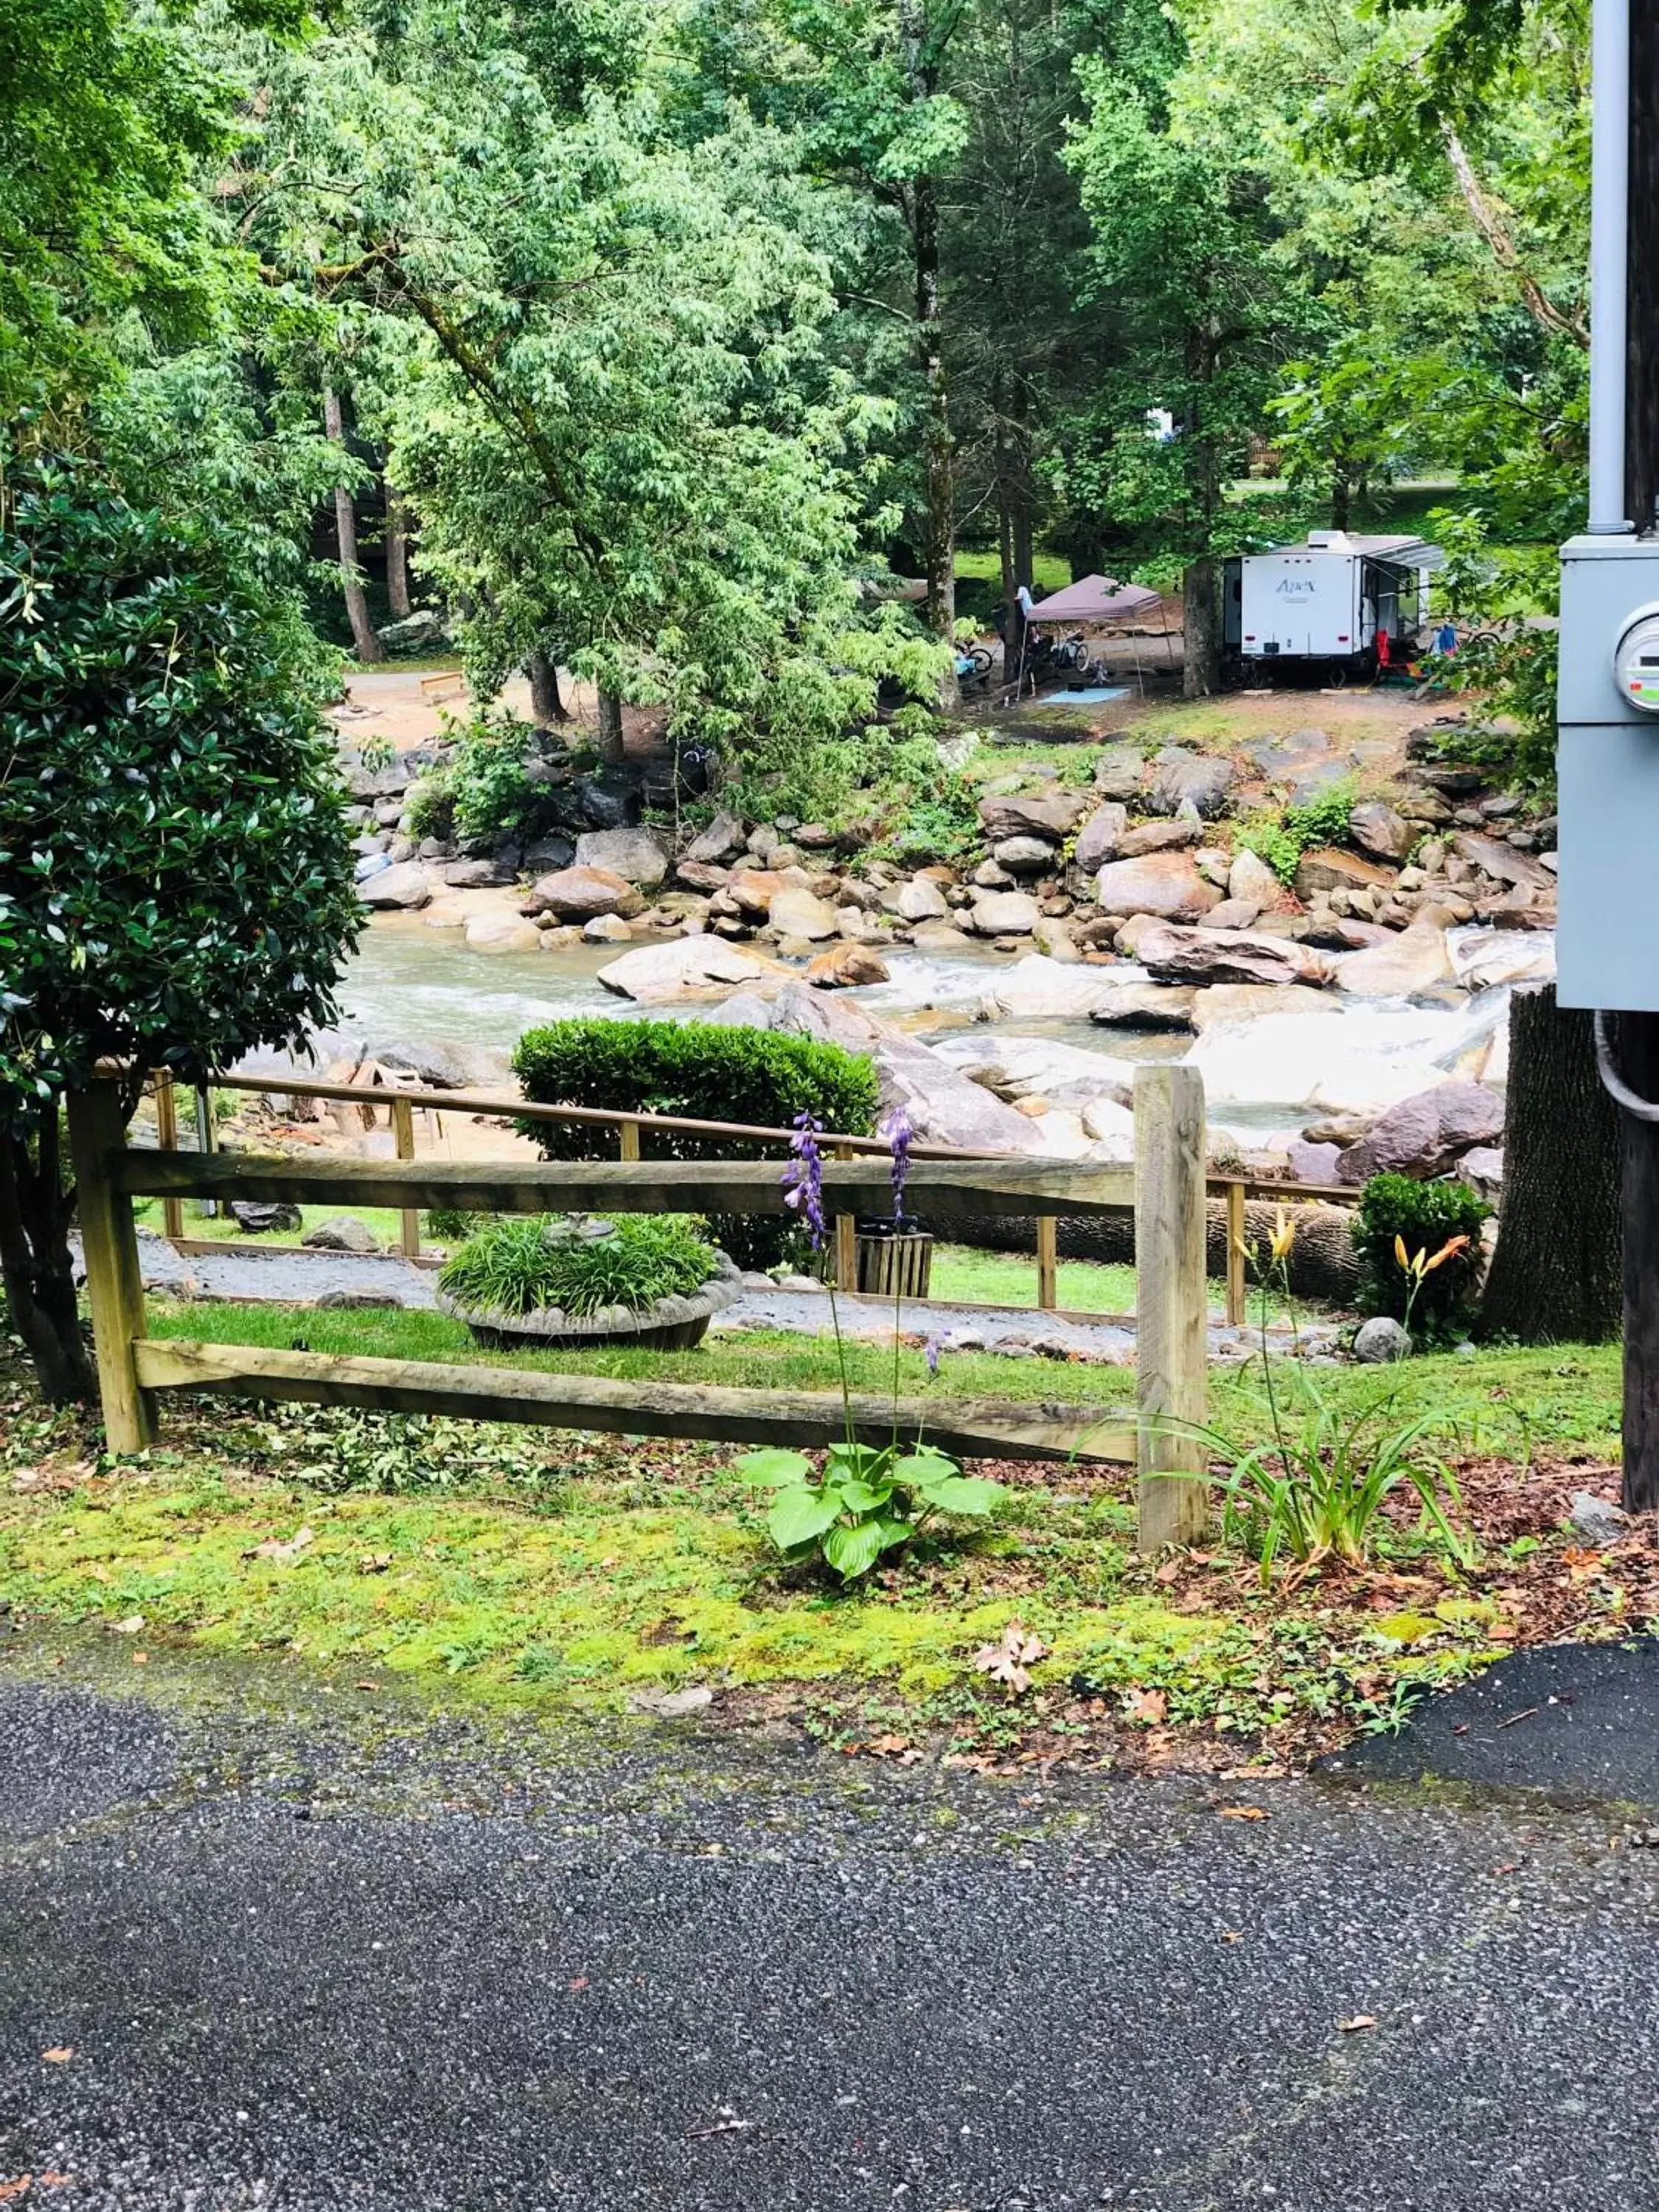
[737,1441,1004,1582]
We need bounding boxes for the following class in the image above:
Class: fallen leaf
[866,1733,911,1757]
[41,2048,72,2064]
[0,2179,32,2202]
[1338,2014,1377,2034]
[355,1680,379,1693]
[568,1977,590,1993]
[1125,1687,1168,1727]
[356,1552,392,1576]
[110,1615,144,1635]
[1153,1560,1181,1585]
[131,1652,148,1666]
[1217,1805,1269,1822]
[1220,1930,1242,1944]
[973,1619,1050,1697]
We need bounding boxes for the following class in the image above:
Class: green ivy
[1235,781,1357,885]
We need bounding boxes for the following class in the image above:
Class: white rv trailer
[1222,530,1444,678]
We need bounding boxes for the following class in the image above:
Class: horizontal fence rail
[132,1340,1136,1465]
[114,1152,1138,1221]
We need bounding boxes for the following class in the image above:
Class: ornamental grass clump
[1212,1208,1468,1582]
[438,1214,716,1318]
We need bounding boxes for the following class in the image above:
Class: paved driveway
[2,1638,1656,2211]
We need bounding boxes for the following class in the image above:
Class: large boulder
[1293,846,1399,900]
[464,912,543,954]
[1228,849,1282,908]
[804,944,890,989]
[573,826,670,888]
[525,866,639,922]
[762,984,1040,1152]
[1349,801,1415,862]
[302,1215,380,1254]
[1073,802,1129,870]
[1094,852,1222,921]
[726,866,790,916]
[1087,984,1199,1032]
[977,790,1088,843]
[768,886,838,941]
[883,874,950,922]
[975,956,1141,1023]
[1132,922,1334,990]
[597,936,786,1004]
[1335,911,1455,998]
[968,888,1040,936]
[1189,983,1336,1030]
[684,810,746,864]
[1119,819,1200,858]
[1092,744,1146,801]
[1146,745,1235,818]
[1450,831,1556,893]
[358,861,431,911]
[1333,1079,1505,1184]
[992,834,1060,874]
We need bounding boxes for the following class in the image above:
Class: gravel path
[1,1635,1657,2211]
[133,1232,1332,1364]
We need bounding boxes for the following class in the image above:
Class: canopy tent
[1024,574,1161,625]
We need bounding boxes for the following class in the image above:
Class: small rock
[1353,1316,1411,1364]
[1569,1492,1628,1548]
[968,889,1040,936]
[684,811,746,864]
[1146,746,1235,819]
[993,834,1060,874]
[1349,801,1415,863]
[888,875,950,922]
[583,913,634,942]
[1092,744,1146,801]
[317,1290,405,1310]
[627,1686,716,1718]
[230,1201,302,1234]
[302,1216,380,1254]
[1073,803,1130,871]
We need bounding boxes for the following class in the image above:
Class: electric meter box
[1557,533,1659,1011]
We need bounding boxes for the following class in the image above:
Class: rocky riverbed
[273,698,1558,1198]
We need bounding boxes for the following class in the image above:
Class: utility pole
[1557,0,1659,1509]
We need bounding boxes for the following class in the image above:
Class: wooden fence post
[391,1093,420,1259]
[619,1119,641,1163]
[833,1143,858,1293]
[1134,1064,1208,1551]
[150,1071,186,1242]
[1225,1180,1248,1327]
[65,1082,156,1454]
[1036,1215,1058,1311]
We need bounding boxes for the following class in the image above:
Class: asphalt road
[4,1636,1659,2212]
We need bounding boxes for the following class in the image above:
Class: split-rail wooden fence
[68,1062,1231,1549]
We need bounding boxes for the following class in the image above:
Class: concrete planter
[439,1273,742,1352]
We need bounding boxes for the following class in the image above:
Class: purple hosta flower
[924,1335,942,1377]
[882,1105,914,1225]
[783,1110,827,1251]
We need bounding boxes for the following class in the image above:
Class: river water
[326,914,1548,1148]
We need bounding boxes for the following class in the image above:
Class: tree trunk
[323,386,384,664]
[1331,470,1352,531]
[1182,558,1219,698]
[1618,1013,1659,1510]
[528,647,568,725]
[900,1,955,662]
[384,483,412,620]
[1480,986,1623,1344]
[595,688,625,764]
[0,1107,95,1405]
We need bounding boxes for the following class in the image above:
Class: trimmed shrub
[1352,1172,1491,1343]
[512,1019,880,1269]
[439,1214,716,1318]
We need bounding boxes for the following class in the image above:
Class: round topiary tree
[0,451,362,1402]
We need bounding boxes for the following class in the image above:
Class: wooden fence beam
[110,1151,1138,1221]
[65,1083,156,1455]
[1134,1064,1209,1551]
[1225,1180,1248,1328]
[132,1338,1136,1465]
[150,1071,186,1242]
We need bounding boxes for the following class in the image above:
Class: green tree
[0,453,361,1404]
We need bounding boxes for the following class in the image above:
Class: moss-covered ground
[0,1305,1637,1772]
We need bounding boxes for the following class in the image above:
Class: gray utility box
[1558,533,1659,1011]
